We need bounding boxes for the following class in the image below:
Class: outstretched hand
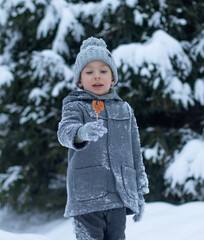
[77,119,107,142]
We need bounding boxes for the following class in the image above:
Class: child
[57,37,149,240]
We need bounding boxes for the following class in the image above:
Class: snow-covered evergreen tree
[0,0,203,212]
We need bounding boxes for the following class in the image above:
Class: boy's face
[78,60,114,95]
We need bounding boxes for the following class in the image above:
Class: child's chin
[93,90,108,96]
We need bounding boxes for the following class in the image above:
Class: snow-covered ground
[0,201,204,240]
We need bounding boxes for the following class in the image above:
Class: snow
[0,0,36,22]
[0,3,203,232]
[0,202,204,240]
[143,142,165,163]
[28,87,48,106]
[164,76,193,108]
[126,0,138,8]
[159,0,167,9]
[112,29,193,107]
[28,49,74,102]
[194,78,204,105]
[165,139,204,185]
[19,106,40,124]
[165,139,204,199]
[191,30,204,60]
[1,0,200,109]
[30,50,69,80]
[0,6,7,25]
[115,30,191,77]
[37,0,121,52]
[36,2,60,39]
[37,0,84,55]
[52,6,77,55]
[169,15,187,26]
[133,9,148,26]
[0,113,8,126]
[0,66,14,87]
[19,105,56,125]
[70,0,120,28]
[112,30,191,78]
[0,231,51,240]
[0,166,22,191]
[51,81,67,97]
[148,12,162,27]
[0,30,21,65]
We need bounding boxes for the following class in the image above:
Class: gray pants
[73,208,126,240]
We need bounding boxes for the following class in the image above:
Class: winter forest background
[0,0,203,214]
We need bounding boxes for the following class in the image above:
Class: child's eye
[101,70,107,74]
[86,71,93,74]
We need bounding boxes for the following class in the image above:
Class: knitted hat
[74,37,118,88]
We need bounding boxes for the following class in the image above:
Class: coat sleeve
[57,99,89,151]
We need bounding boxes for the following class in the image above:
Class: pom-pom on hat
[74,37,118,88]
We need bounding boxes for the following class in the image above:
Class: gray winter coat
[57,90,149,218]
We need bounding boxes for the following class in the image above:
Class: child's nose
[94,72,101,79]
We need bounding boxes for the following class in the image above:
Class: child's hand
[77,119,107,142]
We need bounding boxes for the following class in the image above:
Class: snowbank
[1,202,204,240]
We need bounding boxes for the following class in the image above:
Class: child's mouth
[93,84,103,88]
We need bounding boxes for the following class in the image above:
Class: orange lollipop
[92,100,104,121]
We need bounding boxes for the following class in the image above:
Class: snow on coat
[57,90,149,218]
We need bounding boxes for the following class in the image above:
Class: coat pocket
[74,166,107,201]
[122,165,138,199]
